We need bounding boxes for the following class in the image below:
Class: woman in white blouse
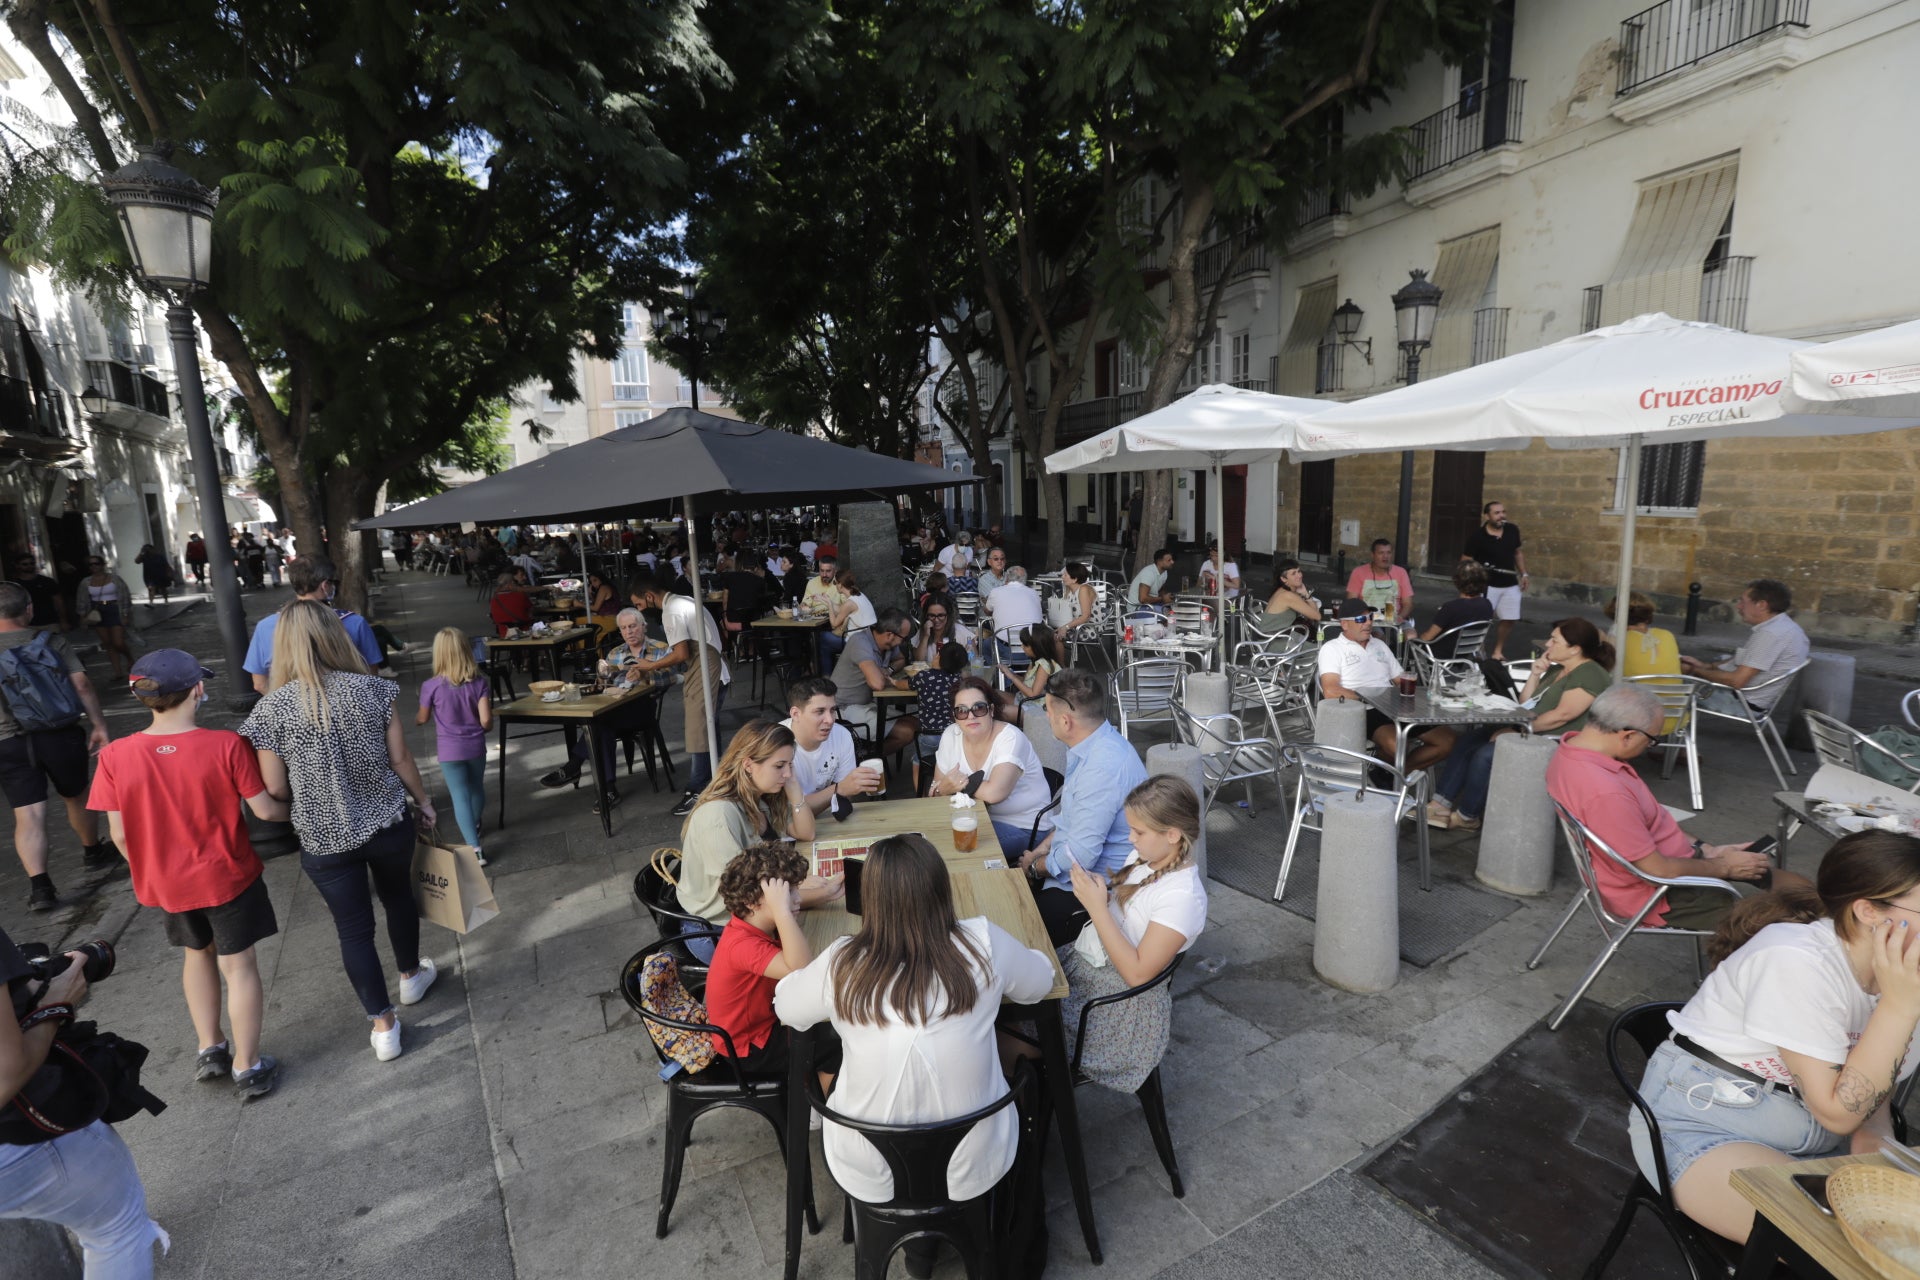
[774,834,1055,1205]
[928,676,1053,856]
[1198,539,1241,600]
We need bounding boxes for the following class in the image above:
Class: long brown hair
[1110,776,1202,910]
[691,719,798,837]
[831,834,987,1025]
[1551,616,1616,672]
[1706,830,1920,966]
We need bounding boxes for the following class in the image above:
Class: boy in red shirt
[89,649,292,1100]
[705,844,840,1085]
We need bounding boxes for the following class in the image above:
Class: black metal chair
[615,687,677,792]
[1584,1002,1740,1280]
[620,935,818,1241]
[802,1045,1036,1280]
[631,852,708,944]
[1024,767,1065,853]
[1070,954,1187,1197]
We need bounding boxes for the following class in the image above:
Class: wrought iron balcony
[1406,79,1525,181]
[1230,378,1269,393]
[1617,0,1810,96]
[1056,391,1143,445]
[1299,184,1347,226]
[1194,232,1269,292]
[1472,307,1510,365]
[1698,255,1754,331]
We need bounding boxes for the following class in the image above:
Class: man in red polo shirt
[1545,684,1808,929]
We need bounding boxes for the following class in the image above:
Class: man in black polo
[1461,500,1528,660]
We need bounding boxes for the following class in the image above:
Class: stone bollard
[1313,789,1401,993]
[1021,706,1068,776]
[1147,743,1209,879]
[0,1221,81,1277]
[1476,733,1561,896]
[1786,652,1856,752]
[1313,697,1367,754]
[1182,671,1230,720]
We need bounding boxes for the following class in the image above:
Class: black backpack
[0,633,85,732]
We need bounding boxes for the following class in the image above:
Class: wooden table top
[1731,1153,1892,1280]
[487,626,595,649]
[752,615,828,629]
[495,681,656,721]
[874,686,919,700]
[796,796,1066,999]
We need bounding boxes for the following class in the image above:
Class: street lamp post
[1389,268,1443,571]
[650,283,727,411]
[101,143,251,702]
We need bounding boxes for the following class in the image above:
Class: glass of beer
[951,803,979,853]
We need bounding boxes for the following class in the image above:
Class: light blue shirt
[244,607,383,676]
[1042,720,1146,891]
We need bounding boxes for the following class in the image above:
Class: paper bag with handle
[412,837,499,934]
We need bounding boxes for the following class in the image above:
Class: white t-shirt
[1315,634,1402,690]
[799,540,818,562]
[1200,561,1241,599]
[985,582,1044,634]
[662,593,728,682]
[1128,565,1168,605]
[774,918,1056,1203]
[1670,919,1920,1085]
[937,544,967,573]
[780,719,859,795]
[934,722,1054,834]
[1105,860,1209,951]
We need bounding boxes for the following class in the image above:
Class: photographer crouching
[0,925,167,1276]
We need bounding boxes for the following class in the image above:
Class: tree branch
[1269,0,1392,139]
[5,0,118,172]
[86,0,167,140]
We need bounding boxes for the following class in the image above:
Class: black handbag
[0,1021,167,1145]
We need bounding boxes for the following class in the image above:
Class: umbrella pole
[684,496,721,767]
[1612,435,1644,665]
[580,525,590,598]
[1211,457,1226,671]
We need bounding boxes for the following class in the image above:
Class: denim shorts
[1627,1039,1844,1188]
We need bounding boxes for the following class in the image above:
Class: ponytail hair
[1553,616,1616,673]
[1706,830,1920,967]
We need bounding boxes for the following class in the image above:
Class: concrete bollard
[1313,789,1401,993]
[1182,671,1230,720]
[1476,733,1561,896]
[1786,651,1856,752]
[1314,697,1367,754]
[1021,705,1068,776]
[0,1221,81,1277]
[1147,743,1209,879]
[843,502,910,618]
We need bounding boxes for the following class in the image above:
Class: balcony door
[1426,451,1486,572]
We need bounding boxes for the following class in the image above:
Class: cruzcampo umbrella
[1295,314,1920,659]
[361,408,978,755]
[1044,383,1328,668]
[1787,316,1920,406]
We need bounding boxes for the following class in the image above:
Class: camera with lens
[9,939,115,1020]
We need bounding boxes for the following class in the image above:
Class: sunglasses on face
[953,702,993,718]
[927,612,948,622]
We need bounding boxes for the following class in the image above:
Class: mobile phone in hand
[1748,835,1777,858]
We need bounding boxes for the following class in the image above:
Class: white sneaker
[472,846,486,867]
[371,1017,403,1061]
[398,956,438,1006]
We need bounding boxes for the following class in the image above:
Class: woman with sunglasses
[912,594,973,667]
[929,675,1053,856]
[76,554,135,681]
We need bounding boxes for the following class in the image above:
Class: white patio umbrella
[1044,383,1328,666]
[1297,314,1920,659]
[1787,316,1920,406]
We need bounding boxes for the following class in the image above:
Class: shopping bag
[412,838,499,934]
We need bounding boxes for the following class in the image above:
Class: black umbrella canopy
[358,408,976,529]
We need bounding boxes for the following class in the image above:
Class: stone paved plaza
[2,567,1910,1279]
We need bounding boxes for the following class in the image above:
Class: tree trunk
[1133,172,1216,575]
[322,464,381,617]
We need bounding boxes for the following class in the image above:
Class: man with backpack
[0,582,113,912]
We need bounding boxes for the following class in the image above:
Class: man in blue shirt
[243,556,385,692]
[1019,668,1146,944]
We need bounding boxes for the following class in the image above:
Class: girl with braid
[1629,830,1920,1243]
[1061,776,1208,1091]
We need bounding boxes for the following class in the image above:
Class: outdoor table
[1773,790,1860,851]
[1353,686,1535,779]
[780,795,1102,1274]
[486,624,596,683]
[1730,1152,1891,1280]
[492,681,666,838]
[750,614,829,678]
[1122,631,1215,669]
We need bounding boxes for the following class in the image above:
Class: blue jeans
[0,1121,165,1278]
[441,756,486,848]
[818,631,848,676]
[1435,726,1501,820]
[302,818,421,1018]
[993,819,1035,858]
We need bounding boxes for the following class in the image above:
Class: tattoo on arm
[1834,1061,1894,1118]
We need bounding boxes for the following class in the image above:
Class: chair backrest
[1737,659,1811,723]
[1172,600,1207,633]
[1112,657,1183,713]
[953,591,980,625]
[1802,708,1864,772]
[1281,742,1402,805]
[1605,1002,1688,1197]
[802,1048,1034,1209]
[620,934,757,1087]
[633,850,708,939]
[1626,674,1694,728]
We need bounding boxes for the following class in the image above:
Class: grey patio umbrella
[360,408,978,754]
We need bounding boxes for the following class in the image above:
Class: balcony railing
[1230,378,1269,393]
[1406,78,1525,181]
[0,374,71,439]
[1699,255,1754,331]
[1194,232,1269,292]
[1617,0,1810,96]
[1299,184,1348,226]
[1314,342,1344,395]
[1471,307,1510,365]
[1056,391,1144,445]
[1582,286,1605,334]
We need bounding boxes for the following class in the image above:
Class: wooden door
[1426,451,1486,572]
[1224,465,1247,555]
[1297,461,1334,558]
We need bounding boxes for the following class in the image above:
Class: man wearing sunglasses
[1547,684,1810,932]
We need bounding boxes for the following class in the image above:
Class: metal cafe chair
[1405,619,1493,691]
[1527,802,1743,1031]
[1171,700,1281,815]
[1687,660,1810,792]
[1111,657,1183,741]
[1626,675,1704,812]
[1803,708,1920,793]
[1273,743,1431,902]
